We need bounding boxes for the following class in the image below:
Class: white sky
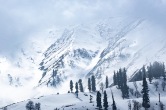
[0,0,166,57]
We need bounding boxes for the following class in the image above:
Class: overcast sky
[0,0,166,58]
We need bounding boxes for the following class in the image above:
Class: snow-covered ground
[2,78,166,110]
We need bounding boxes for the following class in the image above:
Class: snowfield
[2,78,166,110]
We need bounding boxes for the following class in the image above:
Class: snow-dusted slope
[38,16,166,89]
[3,78,166,110]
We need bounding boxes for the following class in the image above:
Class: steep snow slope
[3,78,166,110]
[38,16,166,90]
[37,21,108,88]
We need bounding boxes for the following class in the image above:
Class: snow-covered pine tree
[117,71,120,89]
[113,71,117,85]
[162,63,166,81]
[119,68,122,89]
[78,79,84,92]
[96,91,102,110]
[105,76,108,88]
[142,71,150,109]
[70,80,73,92]
[88,78,91,92]
[123,68,127,84]
[148,63,152,84]
[91,75,96,92]
[75,82,79,93]
[103,91,108,110]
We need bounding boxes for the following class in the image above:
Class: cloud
[0,0,166,57]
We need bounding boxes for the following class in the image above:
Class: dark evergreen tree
[96,91,102,110]
[121,84,129,99]
[88,78,91,92]
[123,68,127,84]
[105,76,109,88]
[148,63,152,84]
[142,72,150,109]
[91,75,96,92]
[35,103,41,110]
[103,91,108,110]
[78,79,84,92]
[124,84,129,99]
[117,71,120,89]
[119,68,122,89]
[26,101,35,110]
[120,68,129,99]
[162,63,166,81]
[152,61,162,78]
[70,80,73,92]
[113,71,117,85]
[75,82,79,93]
[111,90,117,110]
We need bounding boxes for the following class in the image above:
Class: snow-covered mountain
[1,16,166,107]
[37,16,166,89]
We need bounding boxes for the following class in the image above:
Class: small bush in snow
[154,81,159,91]
[132,100,142,110]
[3,107,7,110]
[26,101,35,110]
[162,81,166,91]
[129,88,134,95]
[35,103,41,110]
[159,102,165,110]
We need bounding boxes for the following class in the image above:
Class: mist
[0,0,166,57]
[0,0,166,107]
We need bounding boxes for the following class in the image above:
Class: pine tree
[70,80,73,92]
[103,91,108,110]
[75,82,79,93]
[78,79,84,92]
[113,71,117,85]
[96,91,102,110]
[88,78,91,92]
[162,63,166,81]
[111,90,117,110]
[119,68,122,89]
[91,75,96,92]
[124,84,129,99]
[142,72,150,109]
[105,76,108,88]
[148,63,152,84]
[117,71,120,89]
[123,68,127,84]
